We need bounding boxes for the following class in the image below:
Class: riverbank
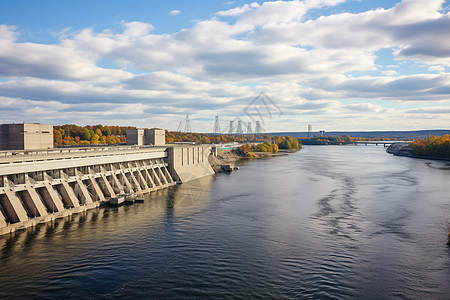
[387,142,450,161]
[208,150,240,172]
[249,149,298,157]
[209,148,299,173]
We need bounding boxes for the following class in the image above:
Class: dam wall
[0,146,190,235]
[167,145,215,183]
[0,144,215,235]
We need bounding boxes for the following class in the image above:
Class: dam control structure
[0,125,215,235]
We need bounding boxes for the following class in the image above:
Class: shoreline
[394,152,450,162]
[386,142,450,162]
[210,148,300,172]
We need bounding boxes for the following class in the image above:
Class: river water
[1,145,450,299]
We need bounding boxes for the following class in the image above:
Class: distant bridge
[353,141,409,147]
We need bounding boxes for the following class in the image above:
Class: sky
[0,0,449,133]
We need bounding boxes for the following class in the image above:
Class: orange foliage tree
[411,134,450,159]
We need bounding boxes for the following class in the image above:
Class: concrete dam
[0,144,214,235]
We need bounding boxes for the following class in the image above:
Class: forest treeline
[53,124,273,146]
[236,136,302,157]
[52,125,356,151]
[165,131,271,144]
[54,124,134,146]
[299,135,357,145]
[411,134,450,159]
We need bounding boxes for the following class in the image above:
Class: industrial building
[0,123,53,150]
[126,128,165,146]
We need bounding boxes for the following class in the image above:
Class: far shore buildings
[0,123,53,151]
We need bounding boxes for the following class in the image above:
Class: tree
[82,128,91,141]
[91,134,100,144]
[54,129,63,146]
[106,135,117,144]
[201,136,211,144]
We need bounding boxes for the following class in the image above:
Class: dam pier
[0,143,214,235]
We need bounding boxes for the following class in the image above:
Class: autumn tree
[91,134,100,144]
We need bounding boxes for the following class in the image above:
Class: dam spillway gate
[0,146,181,235]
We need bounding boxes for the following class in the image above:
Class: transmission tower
[184,115,192,133]
[255,121,263,134]
[228,121,235,134]
[178,115,192,132]
[236,120,243,134]
[247,122,252,134]
[213,116,221,134]
[307,124,312,137]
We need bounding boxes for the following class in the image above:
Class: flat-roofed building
[0,123,54,150]
[126,128,165,146]
[125,129,145,146]
[145,128,165,146]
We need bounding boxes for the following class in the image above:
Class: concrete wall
[0,143,218,234]
[126,129,145,146]
[127,128,165,146]
[0,147,175,234]
[145,128,165,146]
[0,125,9,150]
[3,124,24,150]
[23,124,53,150]
[166,145,214,183]
[0,123,53,150]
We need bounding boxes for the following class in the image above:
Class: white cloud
[405,107,450,114]
[343,103,392,113]
[216,3,259,17]
[428,65,445,72]
[0,25,133,83]
[382,70,398,76]
[0,0,449,131]
[169,10,181,16]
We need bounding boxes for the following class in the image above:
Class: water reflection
[0,146,450,299]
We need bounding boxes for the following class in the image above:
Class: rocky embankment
[386,142,413,156]
[208,150,241,173]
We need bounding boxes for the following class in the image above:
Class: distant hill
[269,130,449,140]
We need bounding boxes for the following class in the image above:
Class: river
[0,145,450,299]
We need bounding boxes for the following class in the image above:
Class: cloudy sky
[0,0,449,132]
